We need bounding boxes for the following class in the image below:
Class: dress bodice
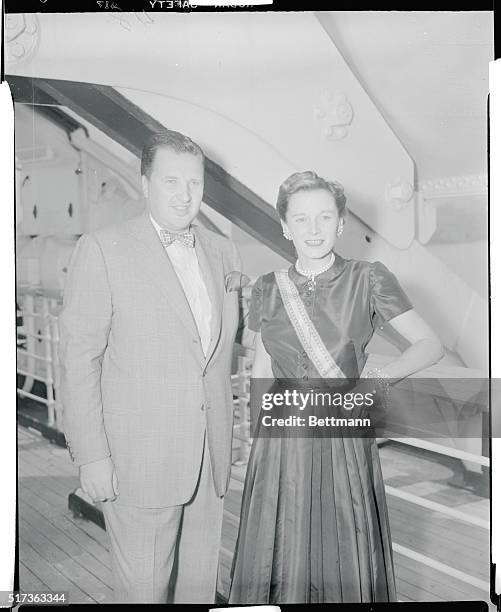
[248,253,413,380]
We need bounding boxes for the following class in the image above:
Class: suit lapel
[193,225,223,366]
[125,212,204,359]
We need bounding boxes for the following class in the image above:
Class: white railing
[231,350,253,465]
[16,286,63,429]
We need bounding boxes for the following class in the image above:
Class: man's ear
[141,175,149,199]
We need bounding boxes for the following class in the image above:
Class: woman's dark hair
[141,130,204,178]
[276,171,347,220]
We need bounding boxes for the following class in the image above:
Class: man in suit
[59,130,241,603]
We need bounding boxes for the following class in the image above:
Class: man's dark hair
[141,130,204,178]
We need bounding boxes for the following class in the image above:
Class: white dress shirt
[150,215,212,356]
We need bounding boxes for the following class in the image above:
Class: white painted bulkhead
[7,11,492,371]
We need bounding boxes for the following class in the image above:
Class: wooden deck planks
[19,562,51,592]
[18,424,491,604]
[20,441,77,480]
[19,426,112,604]
[20,539,96,603]
[19,464,78,503]
[21,504,113,585]
[388,521,487,579]
[387,495,488,551]
[20,518,112,604]
[388,503,488,557]
[19,474,75,518]
[394,551,489,601]
[22,489,111,570]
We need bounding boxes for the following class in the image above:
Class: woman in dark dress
[228,171,443,604]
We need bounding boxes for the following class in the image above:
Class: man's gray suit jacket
[59,211,241,508]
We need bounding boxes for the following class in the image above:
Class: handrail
[17,285,64,303]
[17,292,60,427]
[384,485,489,529]
[386,437,489,466]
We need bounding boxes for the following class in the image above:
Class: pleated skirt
[228,432,397,604]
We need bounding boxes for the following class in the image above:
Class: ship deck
[18,423,491,605]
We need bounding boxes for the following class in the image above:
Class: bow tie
[159,229,195,248]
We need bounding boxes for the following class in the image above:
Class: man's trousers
[101,433,224,603]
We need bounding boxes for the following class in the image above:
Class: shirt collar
[288,251,347,285]
[149,214,163,238]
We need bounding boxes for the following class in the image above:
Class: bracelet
[364,367,391,402]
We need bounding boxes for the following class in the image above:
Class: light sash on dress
[274,270,346,379]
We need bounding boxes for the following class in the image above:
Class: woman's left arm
[377,309,444,379]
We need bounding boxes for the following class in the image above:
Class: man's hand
[79,457,119,503]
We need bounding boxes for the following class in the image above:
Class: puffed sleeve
[247,275,264,332]
[370,261,413,328]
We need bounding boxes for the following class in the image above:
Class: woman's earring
[337,223,344,237]
[283,229,292,240]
